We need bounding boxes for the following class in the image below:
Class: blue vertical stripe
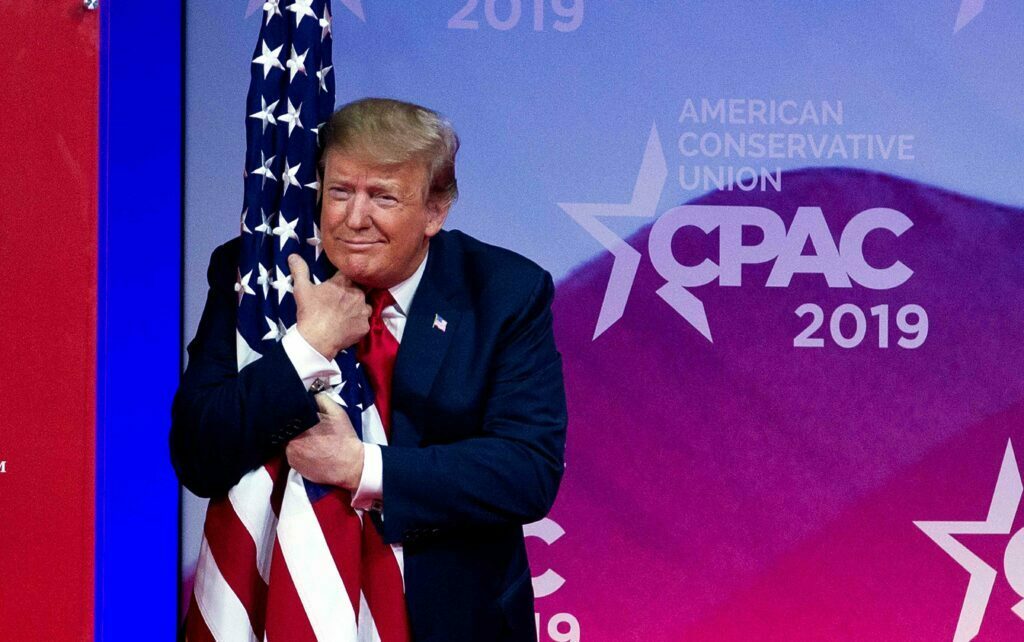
[97,1,183,639]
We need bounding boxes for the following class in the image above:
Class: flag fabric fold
[185,3,408,640]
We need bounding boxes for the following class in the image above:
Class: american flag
[186,2,408,640]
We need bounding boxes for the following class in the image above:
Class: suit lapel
[393,233,463,411]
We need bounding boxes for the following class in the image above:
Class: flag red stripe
[310,488,365,617]
[361,525,411,642]
[263,538,318,642]
[184,592,216,642]
[265,457,288,518]
[203,498,268,638]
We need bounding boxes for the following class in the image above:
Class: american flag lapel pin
[432,313,448,333]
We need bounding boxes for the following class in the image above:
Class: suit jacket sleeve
[169,240,319,498]
[378,270,567,542]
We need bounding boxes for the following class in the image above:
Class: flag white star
[304,177,321,202]
[254,208,272,235]
[262,0,281,25]
[235,269,256,304]
[252,152,277,187]
[271,268,294,303]
[273,213,299,249]
[286,0,316,27]
[262,315,282,341]
[249,97,279,133]
[307,221,322,261]
[325,377,348,407]
[282,161,302,195]
[316,65,332,93]
[319,5,333,40]
[278,99,303,136]
[257,262,272,298]
[311,123,322,145]
[252,40,284,79]
[286,45,308,82]
[240,208,251,234]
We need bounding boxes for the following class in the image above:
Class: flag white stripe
[194,537,260,642]
[362,403,405,584]
[276,468,358,641]
[228,466,278,582]
[357,592,383,642]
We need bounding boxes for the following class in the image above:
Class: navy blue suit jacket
[171,229,568,641]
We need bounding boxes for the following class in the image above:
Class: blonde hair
[320,97,460,205]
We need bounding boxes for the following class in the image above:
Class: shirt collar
[387,249,428,316]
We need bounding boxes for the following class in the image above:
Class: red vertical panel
[0,2,99,639]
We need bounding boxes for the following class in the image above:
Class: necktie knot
[367,289,396,320]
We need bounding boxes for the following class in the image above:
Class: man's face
[320,149,449,289]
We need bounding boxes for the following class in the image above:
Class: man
[171,98,567,641]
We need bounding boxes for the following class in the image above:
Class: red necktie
[357,289,400,437]
[355,289,411,642]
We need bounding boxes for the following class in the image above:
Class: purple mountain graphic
[539,167,1024,640]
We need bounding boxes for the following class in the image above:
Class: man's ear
[424,197,451,237]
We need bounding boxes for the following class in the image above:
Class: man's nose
[344,193,372,230]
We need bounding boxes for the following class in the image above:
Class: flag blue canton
[235,0,375,438]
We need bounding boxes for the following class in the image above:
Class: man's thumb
[315,392,345,416]
[288,254,310,289]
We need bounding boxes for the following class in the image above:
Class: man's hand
[288,254,371,359]
[285,393,365,490]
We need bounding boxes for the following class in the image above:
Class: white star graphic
[257,262,272,298]
[261,315,281,341]
[270,267,294,303]
[240,208,251,234]
[286,45,308,82]
[955,0,986,33]
[316,65,333,93]
[286,0,316,27]
[235,269,256,305]
[273,213,300,250]
[558,123,711,341]
[249,97,279,133]
[915,440,1024,642]
[252,152,277,187]
[307,221,322,261]
[319,5,333,40]
[338,0,365,22]
[252,40,284,79]
[262,0,281,25]
[282,161,302,195]
[278,99,304,137]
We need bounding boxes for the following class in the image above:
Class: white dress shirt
[280,251,429,511]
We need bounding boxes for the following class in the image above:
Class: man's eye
[329,188,351,199]
[374,194,398,205]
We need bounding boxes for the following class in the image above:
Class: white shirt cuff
[351,443,383,511]
[281,327,341,390]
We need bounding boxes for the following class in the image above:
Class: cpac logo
[560,125,913,341]
[916,441,1024,642]
[525,517,566,598]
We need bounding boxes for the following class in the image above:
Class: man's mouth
[339,238,382,247]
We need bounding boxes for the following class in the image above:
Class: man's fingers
[288,254,311,291]
[314,392,346,417]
